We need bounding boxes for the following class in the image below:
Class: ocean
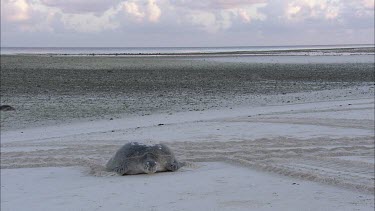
[1,44,373,55]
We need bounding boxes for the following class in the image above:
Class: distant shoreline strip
[1,47,374,56]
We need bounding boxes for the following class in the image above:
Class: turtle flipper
[166,161,183,172]
[112,165,129,175]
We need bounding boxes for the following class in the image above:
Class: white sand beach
[1,53,374,210]
[1,88,374,210]
[2,0,374,209]
[0,0,375,208]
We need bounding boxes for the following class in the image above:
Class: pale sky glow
[1,0,374,47]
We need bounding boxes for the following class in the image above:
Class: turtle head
[144,160,157,174]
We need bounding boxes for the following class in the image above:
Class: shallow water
[191,55,375,64]
[1,44,373,55]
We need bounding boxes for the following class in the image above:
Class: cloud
[1,0,60,32]
[1,0,374,46]
[171,0,266,10]
[39,0,121,13]
[120,0,162,23]
[147,0,161,22]
[183,10,231,32]
[214,0,267,9]
[1,0,31,22]
[285,0,340,20]
[122,1,145,20]
[60,7,121,32]
[171,0,267,32]
[361,0,374,9]
[39,0,162,32]
[237,9,251,22]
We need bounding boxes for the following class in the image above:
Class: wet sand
[1,55,374,130]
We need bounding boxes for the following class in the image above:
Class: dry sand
[1,97,374,210]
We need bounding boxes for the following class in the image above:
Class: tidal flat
[1,55,374,130]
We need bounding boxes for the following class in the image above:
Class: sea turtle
[106,142,184,175]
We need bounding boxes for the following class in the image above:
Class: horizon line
[1,43,374,49]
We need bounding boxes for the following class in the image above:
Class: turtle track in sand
[1,99,374,194]
[1,136,374,194]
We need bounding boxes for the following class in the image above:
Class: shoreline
[2,95,374,143]
[1,46,374,57]
[1,85,374,132]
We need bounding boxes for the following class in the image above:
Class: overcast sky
[1,0,374,47]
